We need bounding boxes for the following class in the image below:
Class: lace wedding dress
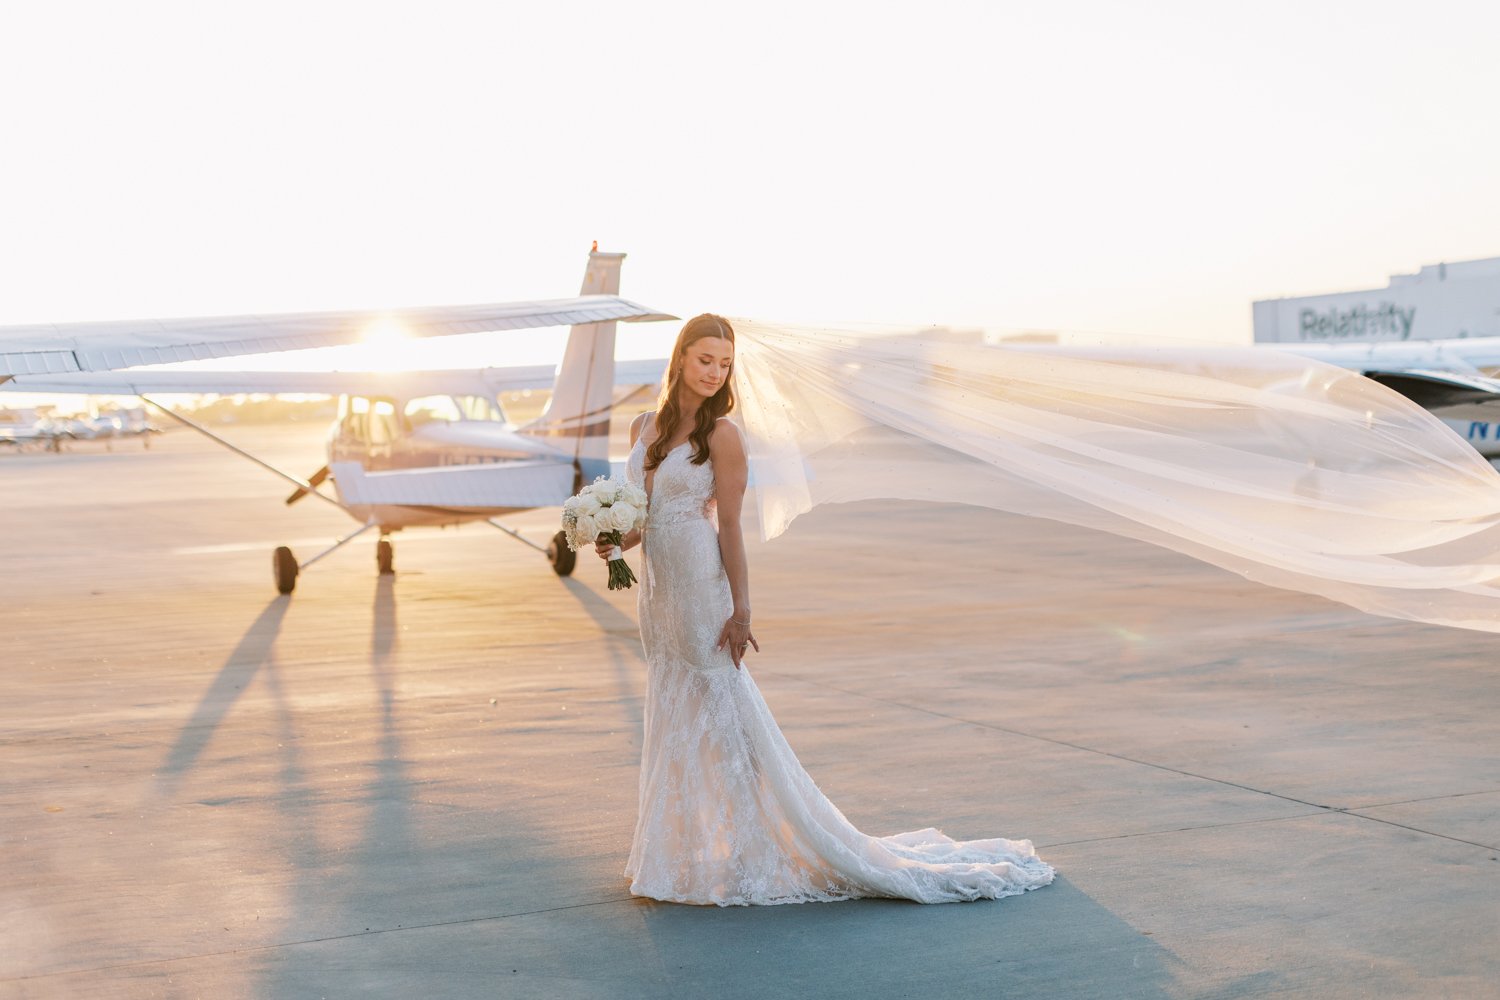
[622,423,1055,906]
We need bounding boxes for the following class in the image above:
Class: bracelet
[731,615,751,626]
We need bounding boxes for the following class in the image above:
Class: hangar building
[1253,257,1500,344]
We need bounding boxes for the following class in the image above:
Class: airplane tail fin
[519,248,625,487]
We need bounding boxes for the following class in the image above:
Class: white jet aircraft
[1,248,672,593]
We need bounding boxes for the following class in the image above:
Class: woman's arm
[596,411,650,559]
[711,418,759,668]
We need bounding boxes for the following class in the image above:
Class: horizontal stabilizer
[0,296,673,376]
[331,460,575,509]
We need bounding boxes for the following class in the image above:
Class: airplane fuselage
[321,393,603,530]
[1442,420,1500,458]
[1281,338,1500,461]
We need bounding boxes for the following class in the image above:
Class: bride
[595,313,1056,906]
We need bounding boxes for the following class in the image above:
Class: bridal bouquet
[563,476,649,590]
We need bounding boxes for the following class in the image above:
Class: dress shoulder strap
[713,415,747,445]
[634,410,657,444]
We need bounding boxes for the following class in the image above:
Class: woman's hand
[715,615,759,669]
[594,529,641,560]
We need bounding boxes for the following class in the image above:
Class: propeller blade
[285,465,331,506]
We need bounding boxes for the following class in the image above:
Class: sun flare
[352,316,425,372]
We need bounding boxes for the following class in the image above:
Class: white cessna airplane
[1,248,672,593]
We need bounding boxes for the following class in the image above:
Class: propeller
[285,465,331,505]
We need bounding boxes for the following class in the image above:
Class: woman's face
[678,336,734,401]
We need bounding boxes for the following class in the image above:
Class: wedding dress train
[623,429,1054,906]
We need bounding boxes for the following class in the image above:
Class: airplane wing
[1362,368,1500,422]
[331,460,576,509]
[0,358,670,397]
[0,296,673,378]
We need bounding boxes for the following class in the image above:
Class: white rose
[592,478,618,504]
[574,512,598,541]
[623,483,648,508]
[608,501,637,532]
[578,494,602,517]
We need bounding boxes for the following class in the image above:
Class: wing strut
[138,395,348,512]
[485,518,548,553]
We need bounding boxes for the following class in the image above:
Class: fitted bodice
[626,436,718,529]
[626,425,731,673]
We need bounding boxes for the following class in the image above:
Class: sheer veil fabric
[731,320,1500,634]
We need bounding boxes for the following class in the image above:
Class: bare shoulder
[709,417,746,456]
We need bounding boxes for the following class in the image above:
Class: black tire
[273,546,298,595]
[377,538,394,575]
[547,530,577,577]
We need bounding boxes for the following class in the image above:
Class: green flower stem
[599,530,636,590]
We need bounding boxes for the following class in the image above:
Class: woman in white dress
[595,313,1055,906]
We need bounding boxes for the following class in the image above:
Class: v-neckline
[643,438,690,508]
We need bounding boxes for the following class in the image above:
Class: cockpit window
[455,395,507,423]
[404,395,463,427]
[340,395,368,440]
[369,399,398,444]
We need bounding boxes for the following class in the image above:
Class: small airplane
[1,248,673,593]
[77,408,163,447]
[0,408,65,449]
[1277,337,1500,462]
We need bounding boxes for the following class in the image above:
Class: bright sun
[351,316,425,372]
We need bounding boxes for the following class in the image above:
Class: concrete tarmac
[2,423,1498,999]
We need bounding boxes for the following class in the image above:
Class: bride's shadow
[633,878,1183,999]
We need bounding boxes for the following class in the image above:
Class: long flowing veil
[731,320,1500,634]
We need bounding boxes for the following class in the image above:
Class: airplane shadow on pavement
[560,575,646,740]
[150,595,291,801]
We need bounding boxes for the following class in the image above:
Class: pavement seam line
[1338,811,1500,853]
[754,667,1335,811]
[1345,787,1500,811]
[1037,809,1332,848]
[1,895,642,984]
[759,669,1500,856]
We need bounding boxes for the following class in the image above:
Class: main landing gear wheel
[547,530,576,577]
[377,538,394,575]
[273,546,299,595]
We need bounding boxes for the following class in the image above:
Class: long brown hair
[645,313,736,471]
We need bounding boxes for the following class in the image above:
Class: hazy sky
[3,0,1498,371]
